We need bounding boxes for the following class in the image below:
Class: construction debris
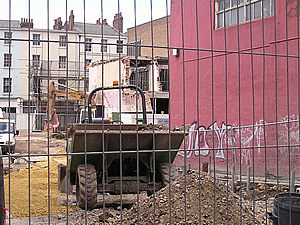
[110,171,261,225]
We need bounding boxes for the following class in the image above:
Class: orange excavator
[44,81,95,132]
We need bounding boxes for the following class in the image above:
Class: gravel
[110,171,262,225]
[10,171,272,224]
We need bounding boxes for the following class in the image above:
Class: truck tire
[76,164,97,210]
[9,145,15,154]
[159,163,181,186]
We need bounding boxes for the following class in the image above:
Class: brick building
[127,16,169,58]
[126,16,170,116]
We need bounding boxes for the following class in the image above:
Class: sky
[1,0,170,31]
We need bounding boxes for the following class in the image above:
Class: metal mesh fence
[0,0,299,224]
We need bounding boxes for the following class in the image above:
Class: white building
[0,11,128,129]
[55,11,127,68]
[89,56,169,125]
[0,20,24,114]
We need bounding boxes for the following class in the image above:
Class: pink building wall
[170,0,299,178]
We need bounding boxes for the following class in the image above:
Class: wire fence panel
[0,0,299,224]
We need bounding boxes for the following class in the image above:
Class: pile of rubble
[9,170,272,224]
[109,171,260,224]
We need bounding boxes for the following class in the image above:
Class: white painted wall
[0,28,24,99]
[19,28,79,97]
[79,34,127,67]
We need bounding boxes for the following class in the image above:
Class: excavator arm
[48,81,95,124]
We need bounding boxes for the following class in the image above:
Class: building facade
[55,11,127,66]
[170,0,299,178]
[127,16,170,115]
[127,16,169,58]
[0,20,24,114]
[0,10,127,130]
[89,56,169,124]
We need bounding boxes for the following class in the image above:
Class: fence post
[291,170,296,193]
[0,149,5,225]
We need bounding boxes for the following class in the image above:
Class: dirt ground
[2,131,281,224]
[8,172,278,225]
[15,131,66,155]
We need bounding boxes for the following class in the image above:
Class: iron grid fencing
[0,0,299,224]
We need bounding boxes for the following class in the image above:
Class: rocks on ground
[110,171,263,225]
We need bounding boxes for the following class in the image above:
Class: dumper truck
[67,85,185,209]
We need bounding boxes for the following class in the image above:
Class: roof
[0,20,20,28]
[73,22,126,37]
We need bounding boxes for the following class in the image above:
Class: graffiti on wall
[177,121,233,160]
[279,114,299,145]
[287,0,299,17]
[178,115,299,165]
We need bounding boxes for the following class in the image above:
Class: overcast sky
[1,0,170,31]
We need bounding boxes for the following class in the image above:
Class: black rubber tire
[9,145,15,154]
[76,164,98,210]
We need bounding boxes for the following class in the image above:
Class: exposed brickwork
[53,17,63,30]
[69,10,74,31]
[127,17,169,58]
[113,13,123,33]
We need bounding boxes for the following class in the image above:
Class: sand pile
[4,150,75,218]
[111,171,258,225]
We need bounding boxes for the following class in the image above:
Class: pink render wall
[170,0,300,178]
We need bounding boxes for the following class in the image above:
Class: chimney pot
[53,17,63,30]
[113,12,123,33]
[69,10,75,31]
[20,18,33,28]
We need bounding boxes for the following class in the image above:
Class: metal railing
[0,0,299,224]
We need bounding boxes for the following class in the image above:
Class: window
[215,0,274,29]
[4,32,12,44]
[159,69,169,91]
[59,56,67,69]
[58,79,66,91]
[129,68,149,91]
[2,107,16,113]
[59,35,67,47]
[33,34,41,45]
[117,40,123,53]
[3,78,12,93]
[32,77,41,94]
[32,55,40,67]
[127,40,141,57]
[4,54,12,67]
[85,38,92,52]
[101,39,107,53]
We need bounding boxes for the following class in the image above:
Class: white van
[0,119,18,154]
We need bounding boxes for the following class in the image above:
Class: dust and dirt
[110,171,261,225]
[15,131,65,155]
[3,131,74,219]
[8,170,277,225]
[3,131,276,224]
[4,153,76,219]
